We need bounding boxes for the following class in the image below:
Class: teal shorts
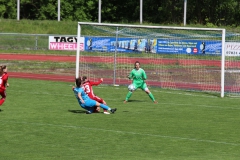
[79,98,97,113]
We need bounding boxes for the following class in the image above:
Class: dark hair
[75,78,82,88]
[82,76,87,82]
[134,61,140,68]
[1,65,6,69]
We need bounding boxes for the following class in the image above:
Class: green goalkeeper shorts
[133,82,148,91]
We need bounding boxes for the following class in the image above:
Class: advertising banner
[157,39,222,55]
[225,42,240,56]
[84,37,157,53]
[49,36,84,51]
[84,37,221,55]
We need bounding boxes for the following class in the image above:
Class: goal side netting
[76,22,229,97]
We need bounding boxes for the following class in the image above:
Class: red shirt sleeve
[89,79,103,86]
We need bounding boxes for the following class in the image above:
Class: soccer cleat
[110,108,117,113]
[103,111,110,114]
[86,111,92,114]
[123,100,127,103]
[154,101,158,104]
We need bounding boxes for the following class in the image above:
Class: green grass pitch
[0,78,240,160]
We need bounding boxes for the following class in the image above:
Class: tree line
[0,0,240,26]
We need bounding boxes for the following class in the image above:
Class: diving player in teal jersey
[73,77,117,114]
[124,61,157,103]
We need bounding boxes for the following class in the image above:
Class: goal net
[76,22,228,97]
[225,32,240,97]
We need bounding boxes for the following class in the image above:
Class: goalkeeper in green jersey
[124,61,157,103]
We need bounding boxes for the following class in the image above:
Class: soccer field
[0,78,240,160]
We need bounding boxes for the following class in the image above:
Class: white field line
[159,102,240,110]
[9,89,240,110]
[12,81,239,99]
[11,81,218,98]
[1,120,239,146]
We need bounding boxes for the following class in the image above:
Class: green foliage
[0,78,240,159]
[0,3,6,17]
[1,0,240,26]
[0,0,16,18]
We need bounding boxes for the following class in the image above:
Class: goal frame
[76,22,226,97]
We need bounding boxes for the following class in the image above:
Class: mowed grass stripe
[1,120,239,146]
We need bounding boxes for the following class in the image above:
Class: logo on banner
[193,48,198,53]
[225,42,240,56]
[49,36,85,51]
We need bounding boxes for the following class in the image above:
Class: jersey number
[84,85,91,93]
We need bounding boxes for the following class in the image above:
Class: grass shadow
[68,110,86,114]
[125,100,145,102]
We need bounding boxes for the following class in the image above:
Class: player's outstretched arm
[78,93,85,104]
[90,78,103,86]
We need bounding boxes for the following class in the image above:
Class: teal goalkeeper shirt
[129,68,147,85]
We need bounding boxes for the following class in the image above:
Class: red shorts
[0,89,6,99]
[89,95,104,104]
[0,89,6,106]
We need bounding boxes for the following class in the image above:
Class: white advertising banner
[49,36,84,51]
[225,42,240,56]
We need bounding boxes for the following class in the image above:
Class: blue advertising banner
[84,37,222,55]
[84,37,157,53]
[157,39,222,55]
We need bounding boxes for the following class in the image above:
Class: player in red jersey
[82,76,109,114]
[0,65,9,108]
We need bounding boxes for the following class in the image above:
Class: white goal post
[76,22,227,97]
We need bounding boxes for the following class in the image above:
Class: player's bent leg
[92,96,108,113]
[124,91,133,103]
[102,100,107,105]
[96,102,108,110]
[144,87,157,103]
[0,91,6,106]
[96,102,117,114]
[94,106,100,113]
[0,98,5,106]
[93,96,104,103]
